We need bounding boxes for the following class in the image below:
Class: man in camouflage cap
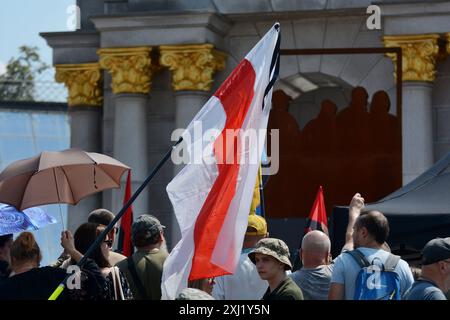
[116,214,168,300]
[249,238,303,300]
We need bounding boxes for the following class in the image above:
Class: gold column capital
[98,47,154,94]
[55,63,103,107]
[446,33,450,55]
[159,44,227,91]
[383,34,440,82]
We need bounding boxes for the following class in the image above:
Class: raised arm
[342,193,365,252]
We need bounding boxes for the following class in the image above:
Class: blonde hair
[10,232,42,266]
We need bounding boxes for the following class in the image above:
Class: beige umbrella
[0,148,129,211]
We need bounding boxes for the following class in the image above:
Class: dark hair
[355,211,390,245]
[10,232,41,265]
[74,223,110,268]
[0,234,13,247]
[133,230,162,248]
[88,209,115,226]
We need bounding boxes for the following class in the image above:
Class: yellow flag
[249,167,262,215]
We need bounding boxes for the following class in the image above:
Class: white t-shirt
[331,247,414,300]
[212,250,267,300]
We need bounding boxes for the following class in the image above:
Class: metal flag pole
[48,137,183,300]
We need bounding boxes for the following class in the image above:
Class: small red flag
[118,170,134,257]
[304,186,328,235]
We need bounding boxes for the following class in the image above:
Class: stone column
[55,63,103,231]
[159,44,226,245]
[384,34,440,185]
[98,47,156,216]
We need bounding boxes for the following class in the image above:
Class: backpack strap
[126,256,149,300]
[345,249,371,268]
[383,254,400,272]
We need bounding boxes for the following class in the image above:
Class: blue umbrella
[0,203,57,236]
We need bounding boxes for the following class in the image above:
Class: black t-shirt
[0,260,10,278]
[262,276,304,300]
[0,259,106,300]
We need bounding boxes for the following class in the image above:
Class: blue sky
[0,0,74,74]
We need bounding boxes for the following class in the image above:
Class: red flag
[118,170,133,257]
[304,186,328,235]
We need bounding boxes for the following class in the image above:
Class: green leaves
[0,45,49,101]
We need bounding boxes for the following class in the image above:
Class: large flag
[161,23,280,299]
[304,186,328,235]
[117,170,134,257]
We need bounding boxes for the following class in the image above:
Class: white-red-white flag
[161,23,280,300]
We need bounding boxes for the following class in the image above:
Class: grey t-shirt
[289,264,334,300]
[404,279,447,300]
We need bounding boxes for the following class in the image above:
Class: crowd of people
[0,193,449,300]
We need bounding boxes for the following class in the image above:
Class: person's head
[410,266,422,281]
[249,238,292,281]
[350,86,369,109]
[88,208,117,244]
[74,222,111,268]
[131,214,165,250]
[421,237,450,292]
[188,277,215,295]
[0,234,13,263]
[10,232,41,270]
[272,90,292,112]
[176,288,215,300]
[352,211,389,248]
[300,230,331,268]
[243,214,268,249]
[319,100,337,118]
[370,90,390,114]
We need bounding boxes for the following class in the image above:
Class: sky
[0,0,74,75]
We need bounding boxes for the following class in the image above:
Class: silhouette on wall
[265,88,402,219]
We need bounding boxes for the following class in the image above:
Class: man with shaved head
[328,193,414,300]
[289,230,333,299]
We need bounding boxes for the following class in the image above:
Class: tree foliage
[0,46,49,101]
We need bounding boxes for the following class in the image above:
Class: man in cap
[404,237,450,300]
[212,214,269,300]
[249,238,303,300]
[116,214,168,300]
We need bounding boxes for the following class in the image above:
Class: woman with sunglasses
[71,222,133,300]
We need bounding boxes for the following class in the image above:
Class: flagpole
[48,137,183,300]
[258,166,266,218]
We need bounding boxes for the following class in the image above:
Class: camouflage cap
[175,288,215,300]
[248,238,292,270]
[131,214,165,240]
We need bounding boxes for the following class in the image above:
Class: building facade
[41,0,450,249]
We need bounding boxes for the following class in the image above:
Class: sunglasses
[103,239,113,248]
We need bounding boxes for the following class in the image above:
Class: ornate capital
[98,47,154,94]
[55,63,103,107]
[159,44,227,91]
[383,34,440,82]
[446,33,450,55]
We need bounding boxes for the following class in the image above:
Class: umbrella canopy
[0,203,57,236]
[0,148,129,211]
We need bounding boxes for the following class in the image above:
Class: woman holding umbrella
[0,231,106,300]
